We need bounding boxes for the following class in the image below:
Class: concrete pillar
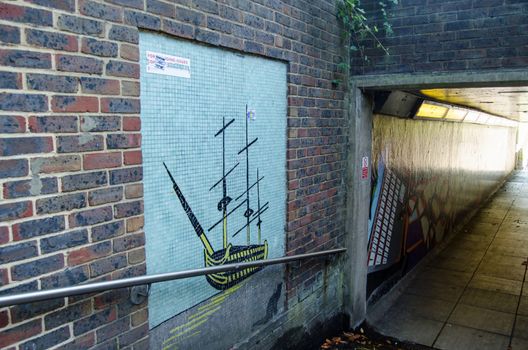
[344,86,373,327]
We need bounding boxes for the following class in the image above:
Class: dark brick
[89,187,124,207]
[40,266,90,289]
[20,326,70,350]
[54,333,95,350]
[162,19,195,39]
[175,7,205,26]
[92,221,125,242]
[41,229,89,253]
[0,93,48,112]
[27,0,75,12]
[45,300,92,330]
[93,289,128,310]
[10,298,64,324]
[27,73,78,93]
[0,226,8,245]
[62,171,107,192]
[68,241,112,265]
[114,200,143,220]
[110,167,143,185]
[57,14,104,36]
[11,254,64,280]
[106,0,144,10]
[69,206,113,227]
[26,29,78,52]
[207,16,233,33]
[52,95,98,113]
[106,60,139,78]
[119,323,148,347]
[0,136,52,156]
[80,0,123,22]
[57,135,104,153]
[12,216,65,240]
[107,134,141,149]
[113,232,144,252]
[74,307,117,336]
[0,309,7,328]
[0,3,52,26]
[0,24,20,44]
[28,115,78,133]
[0,49,51,69]
[56,54,103,74]
[80,77,120,95]
[0,280,38,296]
[109,25,139,44]
[89,254,127,277]
[0,241,38,264]
[82,38,118,57]
[0,159,28,178]
[244,40,265,54]
[192,0,218,14]
[97,316,130,343]
[147,0,175,17]
[195,28,221,45]
[84,152,122,170]
[124,10,161,30]
[0,71,21,89]
[122,80,140,96]
[81,116,120,132]
[0,201,32,222]
[4,177,58,199]
[36,192,87,214]
[101,98,140,113]
[31,155,82,173]
[112,263,145,280]
[0,319,41,348]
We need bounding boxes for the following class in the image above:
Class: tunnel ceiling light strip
[414,100,518,127]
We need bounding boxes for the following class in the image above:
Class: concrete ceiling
[415,87,528,122]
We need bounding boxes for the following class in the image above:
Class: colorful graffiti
[367,114,516,294]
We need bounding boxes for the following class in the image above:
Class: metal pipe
[0,248,346,307]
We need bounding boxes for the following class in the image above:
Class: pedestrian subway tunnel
[363,87,528,349]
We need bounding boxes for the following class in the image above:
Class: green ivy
[336,0,398,63]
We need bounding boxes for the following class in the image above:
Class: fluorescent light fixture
[414,99,518,128]
[415,102,448,119]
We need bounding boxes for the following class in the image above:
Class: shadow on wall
[366,115,516,297]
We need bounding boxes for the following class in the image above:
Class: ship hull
[204,241,268,290]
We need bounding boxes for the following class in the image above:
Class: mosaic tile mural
[139,32,287,327]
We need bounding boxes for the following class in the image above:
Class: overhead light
[415,102,448,119]
[414,100,518,128]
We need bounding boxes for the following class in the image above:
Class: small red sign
[361,156,369,179]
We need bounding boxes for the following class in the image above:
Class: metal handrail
[0,248,346,307]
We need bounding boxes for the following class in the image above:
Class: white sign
[146,51,190,78]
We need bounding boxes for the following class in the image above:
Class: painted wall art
[367,114,516,295]
[139,32,287,329]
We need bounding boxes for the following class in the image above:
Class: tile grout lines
[431,183,518,348]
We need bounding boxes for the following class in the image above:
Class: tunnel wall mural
[367,114,516,296]
[139,32,287,349]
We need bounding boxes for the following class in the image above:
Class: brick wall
[351,0,528,75]
[0,0,347,348]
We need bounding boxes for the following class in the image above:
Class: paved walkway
[369,172,528,350]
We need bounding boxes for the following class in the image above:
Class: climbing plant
[334,0,398,85]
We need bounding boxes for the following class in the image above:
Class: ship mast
[243,105,253,245]
[256,168,261,244]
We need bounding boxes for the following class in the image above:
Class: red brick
[0,226,8,244]
[0,3,52,26]
[0,201,33,222]
[83,152,122,170]
[0,309,8,328]
[124,150,142,165]
[67,241,111,266]
[122,117,140,131]
[80,77,120,95]
[0,319,41,348]
[52,95,98,113]
[0,267,8,286]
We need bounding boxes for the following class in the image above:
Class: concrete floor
[370,172,528,350]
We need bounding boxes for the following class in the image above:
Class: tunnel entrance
[358,85,528,349]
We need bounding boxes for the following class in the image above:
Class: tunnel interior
[364,86,528,349]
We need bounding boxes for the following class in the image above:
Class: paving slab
[387,293,456,322]
[417,267,472,287]
[375,311,444,347]
[459,288,519,314]
[513,315,528,340]
[406,277,465,302]
[468,274,522,296]
[433,324,510,350]
[448,304,515,336]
